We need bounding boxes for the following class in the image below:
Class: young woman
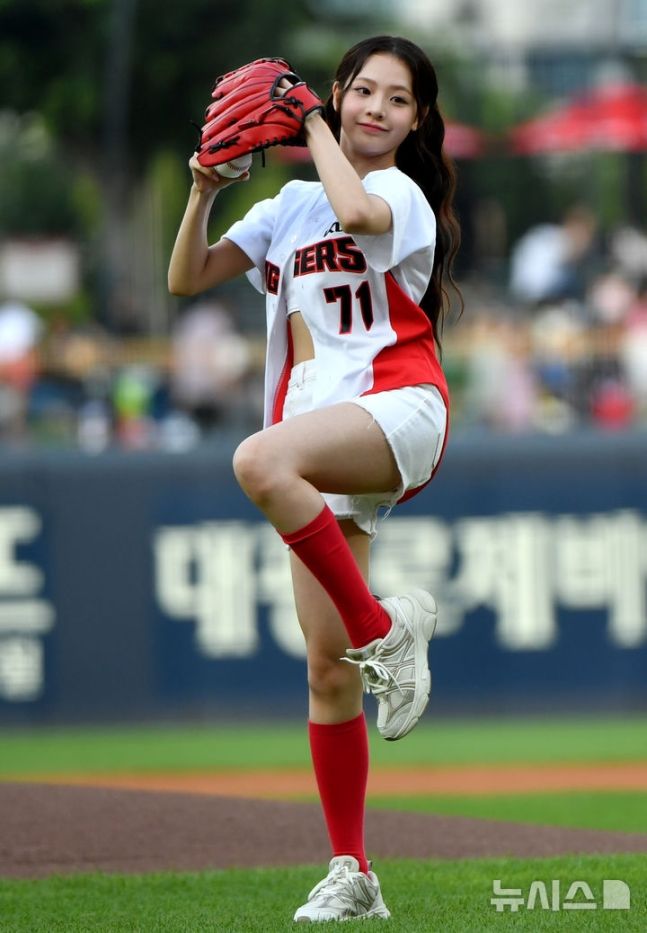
[169,35,460,923]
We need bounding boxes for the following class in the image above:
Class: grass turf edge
[367,789,647,834]
[0,854,645,932]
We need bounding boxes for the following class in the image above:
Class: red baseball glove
[195,58,323,167]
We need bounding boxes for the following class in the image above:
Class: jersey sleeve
[352,168,436,274]
[223,195,279,294]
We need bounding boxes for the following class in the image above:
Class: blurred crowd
[0,298,264,452]
[1,212,647,452]
[457,210,647,433]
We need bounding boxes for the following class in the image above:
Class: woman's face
[333,53,418,168]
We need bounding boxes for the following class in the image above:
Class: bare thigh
[257,402,401,496]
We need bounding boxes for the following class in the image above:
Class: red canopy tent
[509,82,647,226]
[583,83,647,151]
[510,101,592,154]
[510,82,647,155]
[443,120,488,159]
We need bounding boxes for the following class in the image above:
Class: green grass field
[1,714,646,774]
[368,791,647,834]
[1,715,646,931]
[0,856,644,932]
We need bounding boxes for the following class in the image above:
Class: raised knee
[232,435,274,501]
[307,652,359,700]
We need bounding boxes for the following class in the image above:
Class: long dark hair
[324,36,462,343]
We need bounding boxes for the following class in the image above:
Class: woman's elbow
[340,209,371,235]
[341,195,391,235]
[167,274,196,297]
[342,209,389,236]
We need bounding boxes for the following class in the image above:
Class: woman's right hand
[189,152,249,194]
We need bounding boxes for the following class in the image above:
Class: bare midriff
[289,311,315,364]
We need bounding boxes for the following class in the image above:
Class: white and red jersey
[223,166,448,427]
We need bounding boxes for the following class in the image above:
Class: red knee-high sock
[309,714,370,873]
[280,505,390,647]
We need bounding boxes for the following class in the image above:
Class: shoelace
[311,864,355,901]
[341,655,403,698]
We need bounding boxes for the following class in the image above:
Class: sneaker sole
[383,588,437,742]
[295,906,391,922]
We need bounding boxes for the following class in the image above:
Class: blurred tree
[0,112,79,235]
[0,0,106,159]
[0,0,317,168]
[0,0,324,331]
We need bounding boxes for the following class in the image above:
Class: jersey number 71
[324,281,374,334]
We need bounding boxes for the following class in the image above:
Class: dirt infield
[1,779,647,879]
[28,761,647,798]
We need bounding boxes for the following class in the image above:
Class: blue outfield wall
[0,429,646,724]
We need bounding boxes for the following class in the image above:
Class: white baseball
[214,154,252,178]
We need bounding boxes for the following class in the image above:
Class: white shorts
[282,359,448,537]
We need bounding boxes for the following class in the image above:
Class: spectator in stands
[169,301,252,434]
[0,299,42,441]
[509,205,598,307]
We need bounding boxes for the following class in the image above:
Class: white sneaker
[343,589,437,741]
[294,856,391,923]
